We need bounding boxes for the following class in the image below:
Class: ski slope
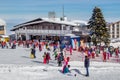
[0,46,120,80]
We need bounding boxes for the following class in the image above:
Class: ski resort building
[0,19,6,36]
[108,21,120,39]
[11,18,88,41]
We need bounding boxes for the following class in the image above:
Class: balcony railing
[16,29,72,35]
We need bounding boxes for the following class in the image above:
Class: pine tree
[88,7,110,46]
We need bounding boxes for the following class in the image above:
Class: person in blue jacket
[84,55,90,77]
[62,65,70,73]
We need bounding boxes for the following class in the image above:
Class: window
[35,25,38,29]
[112,31,114,34]
[42,26,45,29]
[112,26,114,30]
[117,22,119,27]
[57,26,60,30]
[117,32,119,34]
[117,35,119,38]
[112,24,114,27]
[30,26,33,29]
[54,26,57,30]
[48,26,50,29]
[70,26,73,30]
[63,26,66,30]
[112,35,114,38]
[0,26,4,30]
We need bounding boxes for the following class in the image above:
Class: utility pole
[62,5,64,21]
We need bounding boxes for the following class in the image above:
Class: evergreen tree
[88,7,110,46]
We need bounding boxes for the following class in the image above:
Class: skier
[53,44,57,52]
[95,48,99,57]
[69,45,72,55]
[63,56,70,66]
[62,65,70,73]
[39,43,42,51]
[91,51,95,59]
[115,48,119,58]
[43,52,47,64]
[52,50,58,60]
[115,48,119,62]
[84,55,90,77]
[45,43,48,49]
[57,53,63,66]
[30,47,36,58]
[103,51,107,62]
[46,52,50,64]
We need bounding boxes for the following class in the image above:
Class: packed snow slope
[0,47,120,80]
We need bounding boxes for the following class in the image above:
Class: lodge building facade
[11,18,88,41]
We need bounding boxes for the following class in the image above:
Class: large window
[112,35,115,38]
[0,26,4,30]
[117,22,119,27]
[63,26,66,30]
[70,26,73,30]
[54,26,57,30]
[117,35,119,38]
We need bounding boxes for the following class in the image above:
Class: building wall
[0,25,5,35]
[108,21,120,39]
[0,31,4,35]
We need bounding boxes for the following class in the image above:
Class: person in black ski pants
[84,55,90,77]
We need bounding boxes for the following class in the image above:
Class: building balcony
[16,29,72,35]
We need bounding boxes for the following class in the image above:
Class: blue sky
[0,0,120,34]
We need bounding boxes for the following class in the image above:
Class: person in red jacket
[69,46,72,55]
[91,51,95,59]
[103,51,107,62]
[39,43,42,51]
[46,52,50,64]
[115,48,119,58]
[115,48,119,62]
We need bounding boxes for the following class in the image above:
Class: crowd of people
[0,40,16,49]
[0,39,120,77]
[78,46,120,62]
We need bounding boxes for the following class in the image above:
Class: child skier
[43,52,47,64]
[62,65,70,73]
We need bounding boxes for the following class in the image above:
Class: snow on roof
[65,34,79,38]
[0,19,6,26]
[42,18,88,26]
[11,18,88,31]
[72,20,88,25]
[42,18,77,26]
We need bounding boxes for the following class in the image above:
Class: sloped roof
[11,18,77,31]
[13,18,43,28]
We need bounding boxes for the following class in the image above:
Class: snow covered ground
[0,46,120,80]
